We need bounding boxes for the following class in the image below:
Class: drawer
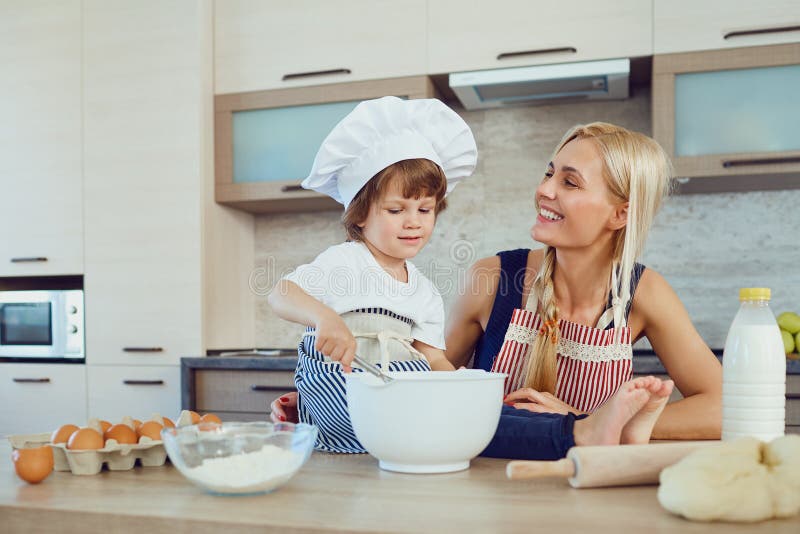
[195,370,295,413]
[87,365,180,422]
[0,363,87,435]
[787,398,800,426]
[788,374,800,395]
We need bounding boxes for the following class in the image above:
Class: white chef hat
[302,96,477,209]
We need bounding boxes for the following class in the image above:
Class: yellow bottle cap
[739,287,771,301]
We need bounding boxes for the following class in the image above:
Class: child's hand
[315,312,357,372]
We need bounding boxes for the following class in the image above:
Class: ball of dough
[658,435,800,522]
[763,434,800,518]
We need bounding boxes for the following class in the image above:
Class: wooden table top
[2,442,797,533]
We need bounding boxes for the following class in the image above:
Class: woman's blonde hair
[522,122,673,393]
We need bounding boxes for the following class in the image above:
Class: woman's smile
[538,206,564,223]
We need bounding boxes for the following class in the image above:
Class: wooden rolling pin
[506,441,715,488]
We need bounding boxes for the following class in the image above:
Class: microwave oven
[0,289,84,360]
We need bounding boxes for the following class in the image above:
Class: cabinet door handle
[122,347,164,353]
[250,385,288,392]
[724,25,800,40]
[787,393,800,400]
[722,156,800,168]
[12,377,51,383]
[282,68,351,81]
[280,184,305,193]
[10,257,48,263]
[123,379,165,386]
[497,47,576,61]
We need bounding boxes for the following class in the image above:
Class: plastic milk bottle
[722,288,786,441]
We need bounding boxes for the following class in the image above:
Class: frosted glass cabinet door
[674,65,800,157]
[232,100,360,183]
[652,43,800,179]
[214,75,433,213]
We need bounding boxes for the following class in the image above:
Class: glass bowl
[161,421,317,495]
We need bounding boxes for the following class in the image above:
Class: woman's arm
[632,269,722,440]
[444,256,501,368]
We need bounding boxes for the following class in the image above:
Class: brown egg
[188,411,201,424]
[98,420,112,433]
[104,424,137,445]
[162,417,175,428]
[200,413,222,424]
[137,421,164,441]
[132,419,142,431]
[51,424,80,444]
[12,445,54,484]
[67,428,104,450]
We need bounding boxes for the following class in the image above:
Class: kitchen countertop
[3,441,797,533]
[182,353,800,374]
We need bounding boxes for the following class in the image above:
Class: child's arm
[412,340,455,371]
[268,280,357,370]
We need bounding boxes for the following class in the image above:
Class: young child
[267,96,478,452]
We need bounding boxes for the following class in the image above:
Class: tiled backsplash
[255,88,800,350]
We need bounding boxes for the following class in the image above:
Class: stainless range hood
[449,58,630,110]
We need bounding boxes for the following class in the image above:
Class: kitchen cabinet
[82,0,256,417]
[83,0,254,369]
[215,75,435,213]
[191,369,295,421]
[83,0,204,367]
[0,363,87,435]
[652,43,800,181]
[214,0,427,94]
[181,357,297,421]
[86,365,180,422]
[654,0,800,55]
[0,0,83,277]
[427,0,651,74]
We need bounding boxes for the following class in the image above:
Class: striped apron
[491,301,632,413]
[295,308,431,453]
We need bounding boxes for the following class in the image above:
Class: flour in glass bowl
[185,444,304,494]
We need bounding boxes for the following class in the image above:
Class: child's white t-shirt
[282,241,446,350]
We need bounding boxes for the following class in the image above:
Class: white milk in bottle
[722,287,786,441]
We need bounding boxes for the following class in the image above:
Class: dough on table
[764,434,800,518]
[658,435,800,522]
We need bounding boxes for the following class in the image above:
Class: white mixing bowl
[345,369,506,473]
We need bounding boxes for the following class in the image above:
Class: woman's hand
[504,388,585,415]
[315,311,357,371]
[270,392,299,423]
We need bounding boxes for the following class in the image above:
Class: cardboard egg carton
[8,411,195,475]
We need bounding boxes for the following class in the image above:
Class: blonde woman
[448,122,722,441]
